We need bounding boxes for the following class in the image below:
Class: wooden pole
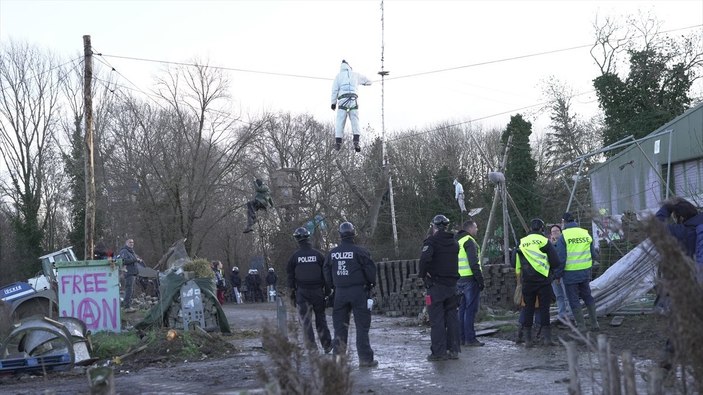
[621,350,636,395]
[609,353,621,395]
[597,334,611,394]
[479,136,511,263]
[501,179,509,265]
[83,35,96,261]
[563,340,581,395]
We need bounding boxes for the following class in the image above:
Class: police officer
[516,219,563,347]
[556,212,600,332]
[324,222,378,368]
[420,214,460,361]
[286,227,332,353]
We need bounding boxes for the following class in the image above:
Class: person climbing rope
[243,178,274,234]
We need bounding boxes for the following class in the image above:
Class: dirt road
[0,302,658,394]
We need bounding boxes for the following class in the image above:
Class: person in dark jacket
[656,196,703,270]
[654,196,703,373]
[516,219,563,347]
[456,219,485,347]
[118,238,143,310]
[230,267,242,304]
[287,227,332,353]
[243,178,274,234]
[420,214,460,361]
[324,222,378,368]
[93,240,112,260]
[245,269,261,303]
[252,269,264,302]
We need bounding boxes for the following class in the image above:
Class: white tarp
[590,239,659,315]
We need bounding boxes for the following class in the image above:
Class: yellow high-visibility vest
[517,234,550,278]
[457,234,480,277]
[562,227,593,271]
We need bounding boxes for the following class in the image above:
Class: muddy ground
[0,301,671,394]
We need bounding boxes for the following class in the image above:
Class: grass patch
[230,329,260,339]
[90,331,141,360]
[498,324,517,333]
[180,332,202,359]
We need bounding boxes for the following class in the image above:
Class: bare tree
[0,41,62,273]
[540,76,602,175]
[112,62,260,256]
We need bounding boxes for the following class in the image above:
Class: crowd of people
[113,193,701,372]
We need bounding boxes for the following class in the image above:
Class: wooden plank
[399,260,407,290]
[393,262,401,293]
[476,328,499,337]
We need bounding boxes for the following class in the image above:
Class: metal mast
[379,0,398,256]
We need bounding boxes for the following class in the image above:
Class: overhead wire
[0,56,83,93]
[95,23,702,83]
[385,89,595,143]
[93,49,261,129]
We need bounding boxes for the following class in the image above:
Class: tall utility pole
[83,35,96,260]
[379,0,398,256]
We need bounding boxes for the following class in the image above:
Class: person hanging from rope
[243,178,274,234]
[453,179,467,213]
[330,60,372,152]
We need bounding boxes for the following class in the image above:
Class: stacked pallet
[382,276,426,317]
[480,264,517,309]
[374,260,517,314]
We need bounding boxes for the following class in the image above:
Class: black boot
[335,137,342,151]
[515,326,525,344]
[542,325,557,346]
[525,327,534,348]
[353,134,361,152]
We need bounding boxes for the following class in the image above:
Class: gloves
[331,103,336,111]
[476,275,485,291]
[325,295,334,308]
[423,277,433,289]
[289,290,296,305]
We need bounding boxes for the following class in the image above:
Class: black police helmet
[293,227,310,241]
[431,214,450,229]
[530,218,545,232]
[339,222,356,239]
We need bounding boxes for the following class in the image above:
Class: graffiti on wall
[57,263,121,333]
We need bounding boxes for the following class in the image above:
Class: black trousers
[296,287,332,350]
[246,201,266,228]
[522,281,552,327]
[332,286,374,363]
[427,283,459,356]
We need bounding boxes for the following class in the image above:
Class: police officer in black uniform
[324,222,378,368]
[420,214,461,361]
[286,227,332,353]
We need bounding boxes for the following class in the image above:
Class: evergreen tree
[594,48,694,153]
[64,116,87,258]
[430,165,460,228]
[501,114,538,238]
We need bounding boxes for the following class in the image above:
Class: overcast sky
[1,0,702,140]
